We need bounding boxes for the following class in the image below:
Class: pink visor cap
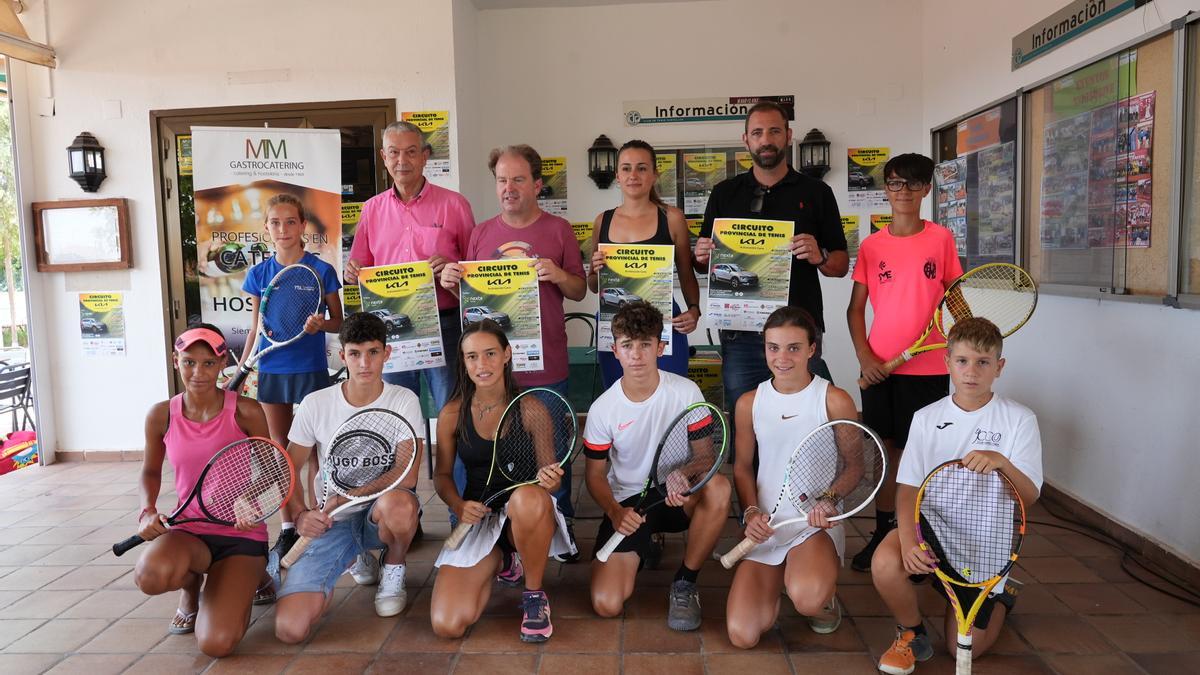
[173,328,228,357]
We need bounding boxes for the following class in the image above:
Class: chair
[564,312,600,414]
[419,380,438,477]
[0,364,34,432]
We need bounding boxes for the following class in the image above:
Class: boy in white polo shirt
[583,301,731,632]
[872,318,1042,675]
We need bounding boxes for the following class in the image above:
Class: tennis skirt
[743,520,846,566]
[435,495,576,569]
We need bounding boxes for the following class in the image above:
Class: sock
[875,510,896,532]
[381,563,406,584]
[281,522,295,531]
[902,622,927,637]
[674,564,699,584]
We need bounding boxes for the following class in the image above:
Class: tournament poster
[705,218,792,332]
[459,259,544,372]
[79,292,126,357]
[847,147,889,209]
[538,157,568,217]
[358,262,445,373]
[597,243,674,354]
[401,110,452,177]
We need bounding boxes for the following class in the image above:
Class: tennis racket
[443,388,578,551]
[226,263,324,392]
[916,460,1026,675]
[720,419,886,568]
[112,437,294,556]
[595,402,728,563]
[281,408,419,568]
[858,263,1037,388]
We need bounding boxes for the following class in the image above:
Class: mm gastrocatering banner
[192,127,342,361]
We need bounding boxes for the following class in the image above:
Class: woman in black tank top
[430,320,565,643]
[587,140,703,388]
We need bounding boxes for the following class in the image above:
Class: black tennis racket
[595,402,728,562]
[226,263,324,392]
[916,460,1026,675]
[281,408,419,568]
[443,388,578,551]
[113,437,294,556]
[720,419,886,568]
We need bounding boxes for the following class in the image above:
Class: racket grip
[719,536,758,569]
[956,633,974,674]
[112,534,146,557]
[225,367,250,392]
[595,532,626,562]
[858,353,912,389]
[280,536,314,569]
[444,521,473,551]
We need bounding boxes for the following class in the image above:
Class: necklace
[472,399,503,420]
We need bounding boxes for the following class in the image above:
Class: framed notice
[33,198,132,272]
[705,218,792,332]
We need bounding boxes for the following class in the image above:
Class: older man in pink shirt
[346,120,476,410]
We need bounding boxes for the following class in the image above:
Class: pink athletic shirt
[163,389,266,541]
[851,220,963,376]
[349,181,476,310]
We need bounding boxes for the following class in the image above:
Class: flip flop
[253,580,277,606]
[168,608,197,635]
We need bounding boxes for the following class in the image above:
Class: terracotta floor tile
[0,619,48,649]
[1128,651,1200,675]
[787,652,881,674]
[205,653,294,674]
[1049,583,1148,614]
[78,617,168,653]
[100,570,139,590]
[61,510,129,528]
[10,618,110,653]
[852,616,905,658]
[839,584,892,616]
[1045,652,1150,675]
[1016,582,1073,614]
[57,589,148,619]
[151,632,209,655]
[1018,557,1106,584]
[0,545,57,565]
[284,653,375,674]
[451,653,537,674]
[1085,614,1197,653]
[21,527,100,547]
[622,653,704,675]
[0,589,91,619]
[367,652,455,674]
[302,613,397,653]
[538,653,617,674]
[43,653,139,675]
[124,591,181,618]
[1077,555,1139,583]
[542,584,593,618]
[967,654,1057,673]
[42,563,128,591]
[622,588,668,619]
[1009,614,1116,654]
[989,624,1033,654]
[621,617,701,653]
[705,651,793,674]
[1114,583,1200,614]
[541,617,620,653]
[698,619,783,653]
[34,544,113,566]
[459,615,541,653]
[0,527,41,546]
[779,616,867,652]
[1043,531,1123,558]
[379,617,460,654]
[1019,534,1069,557]
[0,565,74,591]
[0,653,63,674]
[235,614,303,655]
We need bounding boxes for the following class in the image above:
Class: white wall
[921,0,1200,563]
[470,0,926,387]
[11,0,461,454]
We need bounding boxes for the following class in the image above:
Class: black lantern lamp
[587,134,618,189]
[796,128,831,180]
[67,132,107,192]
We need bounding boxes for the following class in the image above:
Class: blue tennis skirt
[256,370,331,405]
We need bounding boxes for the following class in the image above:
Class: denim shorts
[277,501,386,598]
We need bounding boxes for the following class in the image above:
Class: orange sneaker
[878,628,933,675]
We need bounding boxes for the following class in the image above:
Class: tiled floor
[0,460,1197,674]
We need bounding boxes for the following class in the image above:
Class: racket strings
[200,439,292,523]
[782,423,885,518]
[262,267,322,340]
[940,266,1037,336]
[920,465,1022,584]
[328,412,416,498]
[495,393,570,484]
[654,406,725,492]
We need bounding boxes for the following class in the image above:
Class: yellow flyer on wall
[571,221,593,270]
[79,292,126,357]
[597,243,674,354]
[848,147,889,209]
[655,154,678,207]
[358,262,445,373]
[538,157,568,216]
[842,215,860,273]
[682,151,727,215]
[459,259,544,372]
[706,218,792,332]
[401,110,451,176]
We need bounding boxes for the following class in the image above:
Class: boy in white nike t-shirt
[873,318,1042,675]
[584,301,731,632]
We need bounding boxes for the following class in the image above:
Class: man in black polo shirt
[693,102,848,441]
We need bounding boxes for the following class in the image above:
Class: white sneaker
[375,563,407,617]
[349,551,380,586]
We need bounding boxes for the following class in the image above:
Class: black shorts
[594,494,690,561]
[195,533,269,563]
[918,575,1005,630]
[861,374,949,447]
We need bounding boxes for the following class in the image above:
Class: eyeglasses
[751,185,766,214]
[885,179,928,192]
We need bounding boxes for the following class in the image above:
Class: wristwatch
[816,247,829,267]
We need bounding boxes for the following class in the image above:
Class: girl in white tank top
[725,307,861,649]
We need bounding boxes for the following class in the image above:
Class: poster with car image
[705,218,792,332]
[538,157,567,217]
[79,292,126,357]
[847,147,889,209]
[358,262,445,373]
[597,243,673,354]
[459,259,544,373]
[401,110,451,177]
[682,152,727,215]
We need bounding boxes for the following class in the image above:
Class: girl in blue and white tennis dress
[725,306,861,650]
[430,320,575,645]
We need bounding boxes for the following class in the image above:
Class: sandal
[168,608,197,635]
[253,580,277,606]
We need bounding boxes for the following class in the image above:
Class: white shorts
[435,495,576,569]
[743,521,846,567]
